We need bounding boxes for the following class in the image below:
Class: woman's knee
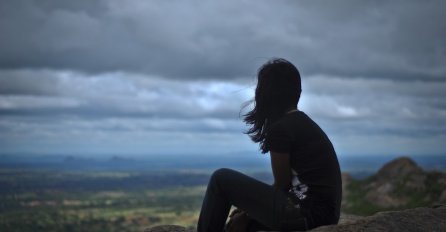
[209,168,239,188]
[210,168,234,182]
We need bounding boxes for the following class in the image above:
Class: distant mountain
[342,156,446,215]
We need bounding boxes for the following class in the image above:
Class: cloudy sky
[0,0,445,157]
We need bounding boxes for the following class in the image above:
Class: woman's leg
[197,168,307,232]
[197,168,234,231]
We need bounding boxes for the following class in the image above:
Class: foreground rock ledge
[144,204,446,232]
[311,204,446,232]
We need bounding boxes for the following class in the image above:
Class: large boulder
[311,204,446,232]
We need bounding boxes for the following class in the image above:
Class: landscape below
[0,155,445,231]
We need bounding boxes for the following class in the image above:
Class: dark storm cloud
[1,0,445,81]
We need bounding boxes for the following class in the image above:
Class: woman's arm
[270,150,291,191]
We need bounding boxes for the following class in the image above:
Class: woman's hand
[226,209,251,232]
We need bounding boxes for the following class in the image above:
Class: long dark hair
[243,58,301,153]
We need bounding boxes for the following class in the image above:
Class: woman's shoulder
[276,111,306,126]
[268,111,304,134]
[269,111,320,138]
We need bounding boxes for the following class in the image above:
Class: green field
[0,169,207,232]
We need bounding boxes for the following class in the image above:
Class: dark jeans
[197,168,310,232]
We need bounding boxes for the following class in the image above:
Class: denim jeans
[197,168,310,232]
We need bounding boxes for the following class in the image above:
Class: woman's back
[265,110,342,226]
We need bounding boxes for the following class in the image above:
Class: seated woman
[197,58,342,231]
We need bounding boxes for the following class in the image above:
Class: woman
[197,58,342,231]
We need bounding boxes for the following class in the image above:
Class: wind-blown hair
[243,58,301,153]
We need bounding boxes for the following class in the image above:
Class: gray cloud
[1,69,445,155]
[1,0,445,156]
[1,0,445,80]
[0,70,251,120]
[0,69,63,96]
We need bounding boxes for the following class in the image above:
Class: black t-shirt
[265,110,342,226]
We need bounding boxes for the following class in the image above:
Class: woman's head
[244,58,301,153]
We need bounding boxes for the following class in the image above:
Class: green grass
[0,169,206,232]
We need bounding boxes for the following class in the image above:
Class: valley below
[0,155,445,231]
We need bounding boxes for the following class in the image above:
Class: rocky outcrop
[144,205,446,232]
[343,157,446,211]
[311,204,446,232]
[365,157,427,207]
[376,157,423,180]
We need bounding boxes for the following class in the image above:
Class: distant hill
[342,156,446,215]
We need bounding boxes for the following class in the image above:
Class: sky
[0,0,445,157]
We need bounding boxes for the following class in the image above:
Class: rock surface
[144,225,193,232]
[144,204,446,232]
[311,204,446,232]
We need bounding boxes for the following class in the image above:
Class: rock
[311,204,446,232]
[363,157,431,207]
[365,187,407,207]
[439,190,446,202]
[375,156,423,180]
[338,213,364,224]
[144,205,446,232]
[144,225,193,232]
